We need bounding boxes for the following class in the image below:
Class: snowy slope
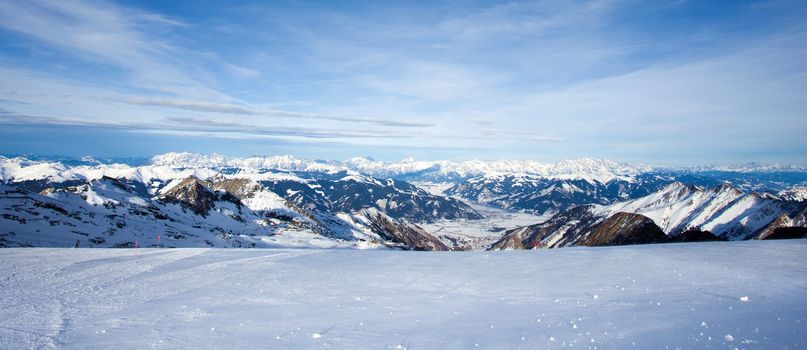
[1,241,806,349]
[603,182,743,234]
[0,178,344,249]
[780,186,807,202]
[600,182,806,239]
[0,175,464,250]
[0,156,481,223]
[491,183,807,250]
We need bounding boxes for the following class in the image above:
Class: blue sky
[0,0,805,165]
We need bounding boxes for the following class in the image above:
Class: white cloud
[126,97,436,127]
[0,110,419,140]
[0,0,225,100]
[361,62,503,101]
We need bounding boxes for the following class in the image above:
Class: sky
[0,0,805,165]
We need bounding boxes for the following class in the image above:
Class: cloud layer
[0,0,805,164]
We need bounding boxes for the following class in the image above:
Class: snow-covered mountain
[443,167,807,216]
[3,153,807,250]
[444,173,672,216]
[7,152,807,184]
[601,182,804,240]
[0,155,220,186]
[148,152,651,183]
[0,175,456,250]
[490,182,807,250]
[779,186,807,202]
[0,155,481,250]
[677,162,807,173]
[258,171,481,222]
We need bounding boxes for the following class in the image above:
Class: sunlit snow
[1,240,806,348]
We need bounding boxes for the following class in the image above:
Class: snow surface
[1,241,806,349]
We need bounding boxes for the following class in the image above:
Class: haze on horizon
[0,0,805,166]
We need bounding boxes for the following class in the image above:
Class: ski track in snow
[1,241,807,349]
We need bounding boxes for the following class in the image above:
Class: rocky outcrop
[209,178,261,199]
[490,210,668,250]
[578,212,667,247]
[158,177,220,216]
[755,213,794,240]
[355,208,449,251]
[668,229,725,242]
[488,205,602,250]
[755,206,807,240]
[760,227,807,240]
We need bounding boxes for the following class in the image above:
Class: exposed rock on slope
[488,205,602,250]
[578,212,667,247]
[668,229,725,242]
[158,177,219,216]
[353,208,448,251]
[490,210,668,250]
[755,206,807,240]
[761,227,807,240]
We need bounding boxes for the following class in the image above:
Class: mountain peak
[579,212,668,247]
[158,176,217,216]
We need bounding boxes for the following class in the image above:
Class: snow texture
[1,240,806,349]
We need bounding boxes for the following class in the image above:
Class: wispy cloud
[0,0,225,99]
[476,129,564,142]
[0,98,29,105]
[361,62,503,101]
[0,110,418,140]
[127,98,257,115]
[0,106,562,152]
[432,0,617,46]
[465,118,494,125]
[126,97,436,127]
[139,13,190,27]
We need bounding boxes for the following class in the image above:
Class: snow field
[0,240,806,349]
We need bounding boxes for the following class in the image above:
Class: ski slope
[1,241,806,349]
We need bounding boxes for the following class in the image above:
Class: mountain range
[1,153,806,250]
